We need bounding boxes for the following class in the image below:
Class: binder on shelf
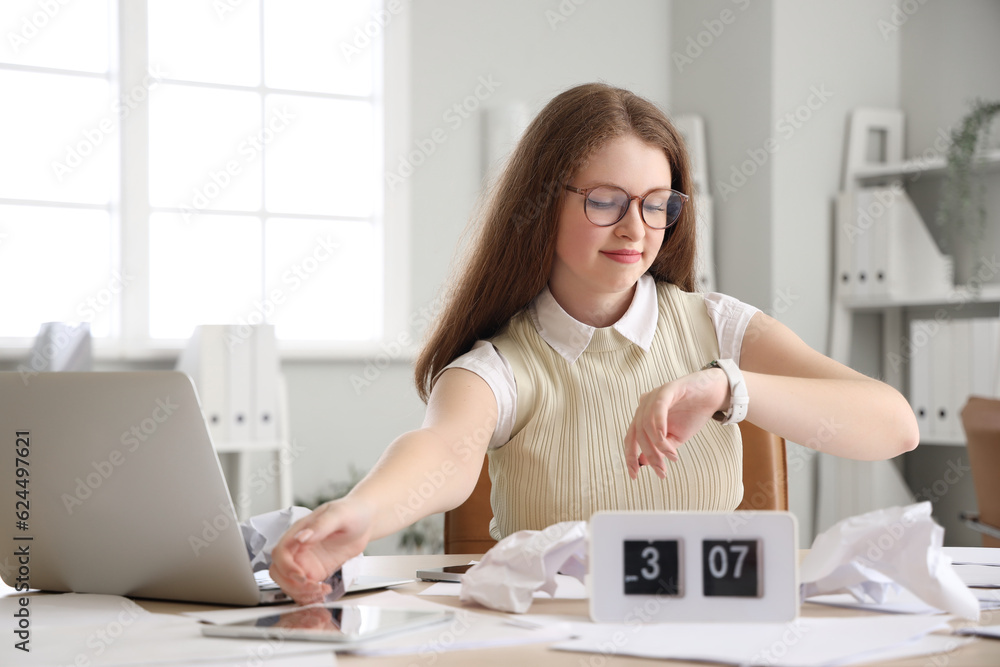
[881,189,952,299]
[251,324,280,441]
[227,325,252,442]
[850,189,874,298]
[929,322,955,442]
[951,320,972,443]
[908,319,932,440]
[176,325,230,442]
[847,186,952,301]
[971,318,1000,397]
[177,324,283,446]
[834,191,856,297]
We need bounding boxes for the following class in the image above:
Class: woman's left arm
[739,311,919,460]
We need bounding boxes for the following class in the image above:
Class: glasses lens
[584,186,628,226]
[642,189,685,229]
[641,190,671,229]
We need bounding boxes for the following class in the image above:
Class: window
[0,0,389,353]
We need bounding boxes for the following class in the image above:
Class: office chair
[959,397,1000,547]
[443,421,789,554]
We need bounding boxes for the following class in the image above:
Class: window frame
[0,0,411,362]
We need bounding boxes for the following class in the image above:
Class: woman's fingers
[624,420,641,479]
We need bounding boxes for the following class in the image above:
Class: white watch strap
[705,358,748,425]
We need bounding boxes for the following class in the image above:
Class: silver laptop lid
[0,371,261,605]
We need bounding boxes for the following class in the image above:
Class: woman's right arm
[269,367,498,604]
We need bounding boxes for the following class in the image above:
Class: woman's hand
[269,496,375,605]
[624,368,729,480]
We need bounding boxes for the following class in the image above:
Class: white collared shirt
[443,274,759,449]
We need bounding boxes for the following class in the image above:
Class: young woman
[270,83,919,604]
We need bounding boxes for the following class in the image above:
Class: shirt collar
[529,274,658,364]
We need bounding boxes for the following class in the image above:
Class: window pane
[264,95,376,217]
[0,70,115,205]
[263,0,377,96]
[0,206,114,337]
[148,84,261,213]
[148,0,260,87]
[0,0,110,73]
[149,213,263,339]
[265,218,381,341]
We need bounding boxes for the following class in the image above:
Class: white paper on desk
[975,588,1000,610]
[0,593,332,666]
[953,564,1000,588]
[800,502,980,621]
[957,623,1000,639]
[421,574,587,599]
[459,520,587,613]
[329,590,575,656]
[552,615,953,667]
[944,546,1000,566]
[806,589,943,615]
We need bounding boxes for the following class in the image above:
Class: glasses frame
[564,184,689,230]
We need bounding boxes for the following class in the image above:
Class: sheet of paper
[805,590,943,615]
[332,591,576,656]
[957,623,1000,639]
[976,589,1000,610]
[420,574,587,599]
[176,656,336,667]
[953,564,1000,588]
[799,502,979,620]
[551,615,952,667]
[0,593,333,666]
[943,546,1000,566]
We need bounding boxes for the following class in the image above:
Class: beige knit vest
[487,281,743,540]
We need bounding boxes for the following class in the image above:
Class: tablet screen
[202,604,453,643]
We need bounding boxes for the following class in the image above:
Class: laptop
[0,371,408,606]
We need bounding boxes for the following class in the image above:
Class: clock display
[623,539,681,596]
[701,539,761,597]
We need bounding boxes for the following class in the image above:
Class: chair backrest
[960,396,1000,547]
[443,421,788,554]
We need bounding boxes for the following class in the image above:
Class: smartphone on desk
[201,604,453,643]
[415,563,475,582]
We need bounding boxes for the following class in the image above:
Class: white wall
[671,0,775,311]
[407,0,674,314]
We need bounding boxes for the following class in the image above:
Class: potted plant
[936,98,1000,286]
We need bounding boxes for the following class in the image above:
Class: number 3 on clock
[623,540,681,596]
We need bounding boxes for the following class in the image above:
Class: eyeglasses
[564,184,689,229]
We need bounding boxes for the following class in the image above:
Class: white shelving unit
[821,109,1000,530]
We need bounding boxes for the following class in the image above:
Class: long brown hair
[414,83,697,401]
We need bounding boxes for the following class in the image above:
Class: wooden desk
[13,554,1000,666]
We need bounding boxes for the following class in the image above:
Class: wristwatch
[702,359,749,425]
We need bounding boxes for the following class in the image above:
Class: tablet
[201,604,453,643]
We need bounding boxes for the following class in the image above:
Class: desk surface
[121,553,999,667]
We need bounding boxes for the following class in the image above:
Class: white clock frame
[589,511,799,623]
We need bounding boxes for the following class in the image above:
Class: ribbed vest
[487,281,743,540]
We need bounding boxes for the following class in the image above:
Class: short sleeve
[440,340,516,450]
[703,292,761,366]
